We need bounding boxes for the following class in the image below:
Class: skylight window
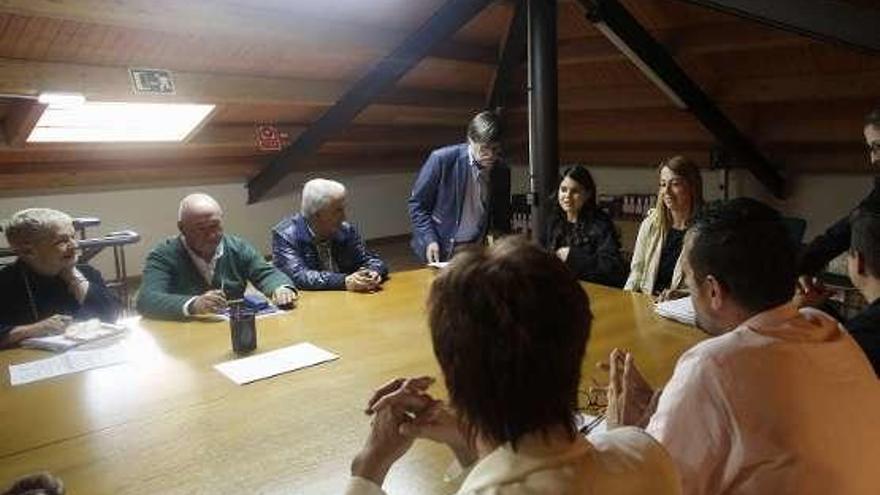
[27,95,215,143]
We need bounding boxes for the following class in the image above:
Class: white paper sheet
[655,296,697,326]
[214,342,339,385]
[8,343,128,386]
[427,261,450,269]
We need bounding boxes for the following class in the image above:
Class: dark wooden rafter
[246,0,496,203]
[673,0,880,54]
[486,0,527,112]
[3,100,47,147]
[579,0,785,198]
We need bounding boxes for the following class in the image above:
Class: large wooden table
[0,269,705,494]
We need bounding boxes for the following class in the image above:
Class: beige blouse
[345,427,681,495]
[624,208,687,295]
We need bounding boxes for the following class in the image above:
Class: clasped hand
[600,348,662,429]
[352,376,475,486]
[346,269,382,293]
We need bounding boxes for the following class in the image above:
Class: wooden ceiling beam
[508,69,880,113]
[0,124,465,162]
[717,71,880,104]
[674,0,880,54]
[3,100,47,148]
[558,21,811,65]
[0,58,485,110]
[0,153,426,192]
[582,0,785,197]
[247,0,496,203]
[0,0,497,65]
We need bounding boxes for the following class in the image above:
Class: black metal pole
[528,0,559,238]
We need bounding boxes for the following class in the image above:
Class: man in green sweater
[136,193,297,320]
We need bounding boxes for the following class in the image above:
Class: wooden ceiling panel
[558,60,649,90]
[558,1,597,40]
[354,105,476,127]
[808,44,880,73]
[397,58,495,92]
[619,0,730,30]
[0,14,30,58]
[0,0,877,193]
[453,1,514,46]
[221,0,446,32]
[210,104,328,125]
[703,45,841,80]
[20,19,376,81]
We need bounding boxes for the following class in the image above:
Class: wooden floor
[367,235,422,273]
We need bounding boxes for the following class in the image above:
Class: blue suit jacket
[408,143,511,262]
[272,213,388,290]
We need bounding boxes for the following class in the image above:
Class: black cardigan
[540,209,628,288]
[0,260,120,338]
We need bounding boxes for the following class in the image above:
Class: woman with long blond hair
[624,156,703,299]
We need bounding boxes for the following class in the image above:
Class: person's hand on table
[358,269,382,287]
[352,376,433,486]
[360,376,477,476]
[604,348,661,429]
[425,242,440,264]
[189,289,227,314]
[1,472,64,495]
[26,314,72,338]
[272,286,298,308]
[346,270,381,293]
[556,247,570,262]
[654,289,688,303]
[5,314,73,346]
[793,275,830,308]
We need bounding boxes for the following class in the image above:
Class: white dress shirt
[647,303,880,495]
[344,427,681,495]
[181,236,224,316]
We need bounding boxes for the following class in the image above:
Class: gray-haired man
[272,178,388,292]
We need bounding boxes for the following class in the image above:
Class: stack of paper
[655,296,697,326]
[20,320,127,352]
[214,342,338,385]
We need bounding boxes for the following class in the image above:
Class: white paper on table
[427,261,449,269]
[214,342,339,385]
[655,296,697,326]
[8,342,129,386]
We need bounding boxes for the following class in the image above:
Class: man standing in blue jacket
[408,111,511,263]
[273,178,388,292]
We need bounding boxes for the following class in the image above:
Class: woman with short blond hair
[0,208,119,348]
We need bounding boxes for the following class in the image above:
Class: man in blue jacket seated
[408,110,511,263]
[0,208,120,348]
[273,178,388,292]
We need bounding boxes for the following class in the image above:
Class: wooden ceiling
[0,0,878,194]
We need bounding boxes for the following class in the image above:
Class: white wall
[731,170,874,239]
[509,165,729,200]
[2,163,871,278]
[513,164,874,242]
[0,170,418,277]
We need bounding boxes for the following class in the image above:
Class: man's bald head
[177,193,224,260]
[178,193,223,223]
